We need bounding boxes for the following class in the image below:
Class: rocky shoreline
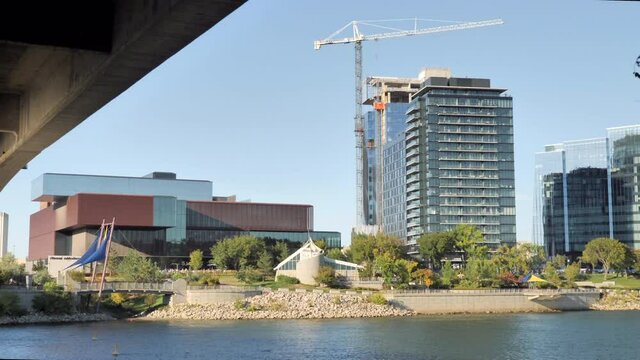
[591,290,640,311]
[0,313,114,326]
[144,291,413,320]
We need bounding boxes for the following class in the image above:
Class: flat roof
[32,172,212,202]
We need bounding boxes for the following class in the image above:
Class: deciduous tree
[417,231,455,269]
[582,237,627,280]
[189,249,203,271]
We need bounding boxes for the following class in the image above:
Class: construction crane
[314,18,504,227]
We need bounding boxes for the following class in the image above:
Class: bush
[367,293,388,305]
[171,272,189,281]
[236,268,264,284]
[68,270,86,283]
[0,293,27,316]
[275,275,300,285]
[32,292,74,314]
[144,294,158,307]
[33,269,52,286]
[315,266,336,287]
[43,280,62,293]
[233,299,247,310]
[194,273,220,286]
[110,293,127,305]
[113,252,161,282]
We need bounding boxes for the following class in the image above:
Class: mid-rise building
[0,212,8,257]
[534,125,640,256]
[404,72,516,249]
[28,172,341,265]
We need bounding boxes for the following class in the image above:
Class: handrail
[387,288,601,295]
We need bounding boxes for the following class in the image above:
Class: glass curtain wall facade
[406,77,516,248]
[365,111,377,225]
[383,134,407,241]
[534,125,640,256]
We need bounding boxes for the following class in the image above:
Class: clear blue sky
[1,0,639,258]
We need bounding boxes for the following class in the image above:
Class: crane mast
[315,18,504,227]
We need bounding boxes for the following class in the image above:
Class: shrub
[267,300,287,311]
[194,273,220,286]
[32,292,74,314]
[233,299,247,310]
[275,275,300,285]
[236,268,264,284]
[367,293,388,305]
[171,272,189,281]
[315,266,336,287]
[43,280,61,293]
[68,270,86,283]
[0,293,27,316]
[114,252,161,282]
[144,294,158,307]
[110,293,127,305]
[33,269,52,286]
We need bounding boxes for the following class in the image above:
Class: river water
[1,311,638,360]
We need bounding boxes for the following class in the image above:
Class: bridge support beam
[0,0,245,190]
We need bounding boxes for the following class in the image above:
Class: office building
[404,71,516,249]
[0,212,7,257]
[28,172,341,264]
[534,125,640,256]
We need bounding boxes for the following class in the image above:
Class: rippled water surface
[1,311,639,360]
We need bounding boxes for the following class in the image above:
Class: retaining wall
[0,288,41,310]
[185,288,262,305]
[385,289,601,314]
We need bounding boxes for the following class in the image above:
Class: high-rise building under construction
[363,68,516,249]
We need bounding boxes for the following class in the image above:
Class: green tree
[33,269,52,286]
[113,252,161,282]
[582,237,627,280]
[189,249,203,271]
[325,248,346,261]
[273,241,289,263]
[350,233,403,276]
[452,224,485,265]
[440,260,455,288]
[210,235,266,270]
[550,254,568,270]
[464,257,495,287]
[374,252,416,287]
[543,262,561,286]
[417,231,456,270]
[0,254,25,284]
[257,251,274,273]
[614,245,637,277]
[314,240,326,250]
[564,262,581,285]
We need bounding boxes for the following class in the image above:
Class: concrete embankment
[385,289,601,314]
[146,290,412,320]
[0,313,114,326]
[591,290,640,310]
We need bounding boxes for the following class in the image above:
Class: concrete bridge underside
[0,0,245,190]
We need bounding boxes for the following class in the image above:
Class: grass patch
[585,274,640,289]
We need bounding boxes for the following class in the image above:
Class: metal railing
[387,288,601,295]
[74,281,174,293]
